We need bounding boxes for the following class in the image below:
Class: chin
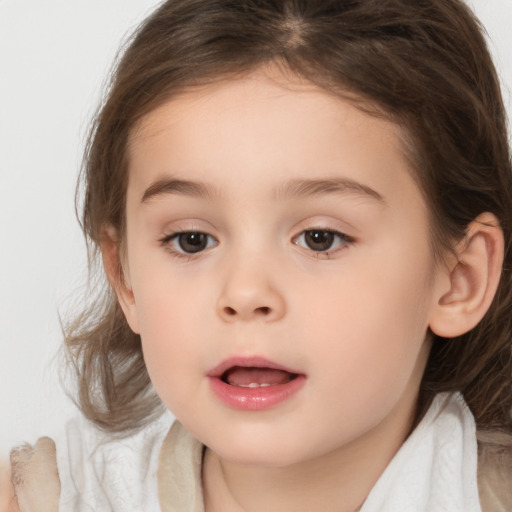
[205,431,311,468]
[221,449,302,468]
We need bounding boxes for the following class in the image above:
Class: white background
[0,0,511,459]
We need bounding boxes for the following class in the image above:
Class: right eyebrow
[140,177,219,203]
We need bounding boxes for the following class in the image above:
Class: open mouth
[221,366,299,388]
[208,357,306,410]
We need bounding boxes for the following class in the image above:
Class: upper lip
[207,356,304,379]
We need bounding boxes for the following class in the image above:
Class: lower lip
[208,375,306,411]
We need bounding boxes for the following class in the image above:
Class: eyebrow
[140,176,385,205]
[141,178,219,203]
[276,178,386,204]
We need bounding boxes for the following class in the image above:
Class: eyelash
[159,228,354,260]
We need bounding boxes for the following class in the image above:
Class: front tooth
[238,383,271,388]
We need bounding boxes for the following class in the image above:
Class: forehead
[126,68,419,211]
[130,69,403,146]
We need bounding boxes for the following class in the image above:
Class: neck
[202,400,415,512]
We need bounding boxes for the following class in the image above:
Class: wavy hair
[66,0,512,433]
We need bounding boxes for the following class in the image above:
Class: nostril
[219,305,274,319]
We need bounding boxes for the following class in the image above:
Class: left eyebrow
[276,178,386,204]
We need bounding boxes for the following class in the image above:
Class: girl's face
[118,69,448,467]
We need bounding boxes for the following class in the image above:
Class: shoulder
[7,412,175,512]
[9,437,60,512]
[477,430,512,511]
[59,412,173,510]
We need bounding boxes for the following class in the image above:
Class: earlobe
[429,212,504,338]
[100,225,140,334]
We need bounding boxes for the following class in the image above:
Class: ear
[100,225,140,334]
[429,212,504,338]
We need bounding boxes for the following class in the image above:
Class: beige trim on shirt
[476,430,512,512]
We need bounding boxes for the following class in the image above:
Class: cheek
[300,244,434,396]
[129,264,210,406]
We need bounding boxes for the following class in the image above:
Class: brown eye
[174,232,213,253]
[304,230,335,251]
[294,229,352,253]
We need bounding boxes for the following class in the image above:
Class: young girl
[8,0,512,510]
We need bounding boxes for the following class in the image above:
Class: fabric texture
[158,420,204,512]
[57,410,173,512]
[10,392,512,511]
[360,392,481,511]
[10,437,60,512]
[476,430,512,512]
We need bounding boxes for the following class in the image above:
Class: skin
[113,68,458,511]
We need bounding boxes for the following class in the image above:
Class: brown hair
[66,0,512,433]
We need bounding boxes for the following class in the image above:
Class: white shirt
[56,393,481,512]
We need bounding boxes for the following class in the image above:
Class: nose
[216,259,286,323]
